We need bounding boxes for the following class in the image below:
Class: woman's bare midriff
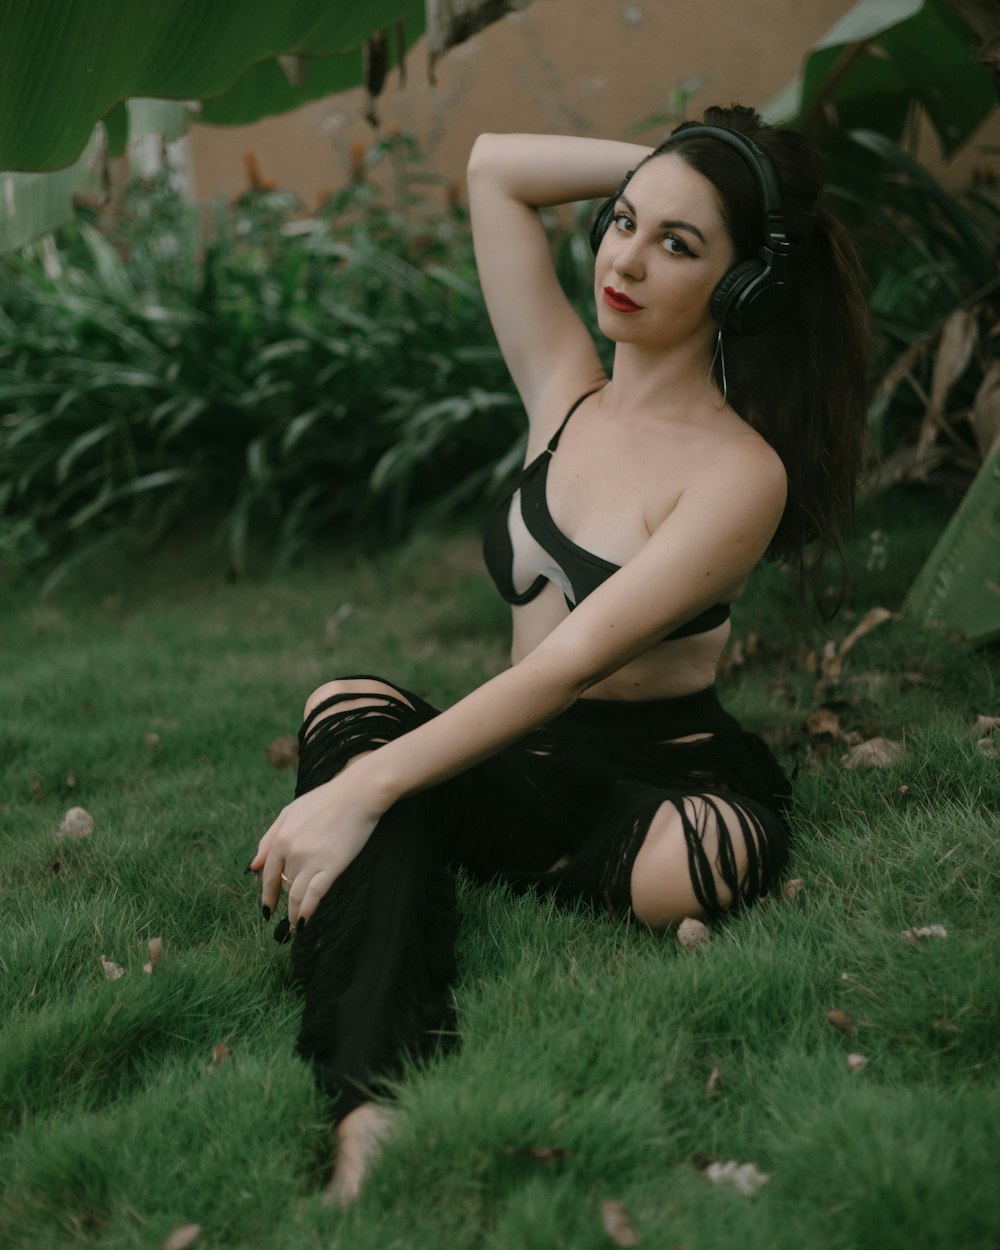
[509,579,731,700]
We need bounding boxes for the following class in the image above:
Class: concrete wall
[186,0,997,206]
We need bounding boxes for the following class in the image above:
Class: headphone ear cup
[710,259,763,331]
[588,195,617,256]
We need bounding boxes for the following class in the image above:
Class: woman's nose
[612,234,645,280]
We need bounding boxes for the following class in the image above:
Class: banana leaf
[0,0,424,253]
[0,0,424,172]
[764,0,996,158]
[902,430,1000,645]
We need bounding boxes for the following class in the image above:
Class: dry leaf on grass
[508,1145,572,1163]
[846,1053,868,1072]
[822,607,895,681]
[66,770,77,788]
[702,1159,770,1196]
[933,1015,962,1034]
[805,708,844,738]
[265,735,299,771]
[676,917,710,951]
[162,1225,202,1250]
[902,925,947,943]
[841,738,904,770]
[600,1199,640,1247]
[783,878,805,902]
[705,1064,724,1095]
[57,806,95,839]
[826,1009,857,1037]
[143,732,161,750]
[324,603,354,647]
[977,738,998,759]
[206,1043,232,1072]
[143,937,163,974]
[100,954,126,981]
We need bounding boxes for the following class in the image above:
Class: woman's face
[594,152,735,351]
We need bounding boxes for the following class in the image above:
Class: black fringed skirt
[287,675,791,1121]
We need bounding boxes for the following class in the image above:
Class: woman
[248,104,869,1204]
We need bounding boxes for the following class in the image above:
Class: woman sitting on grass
[248,103,869,1204]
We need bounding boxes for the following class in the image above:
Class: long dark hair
[656,104,871,613]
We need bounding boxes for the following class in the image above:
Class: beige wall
[187,0,998,206]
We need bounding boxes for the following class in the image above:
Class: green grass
[1,491,998,1250]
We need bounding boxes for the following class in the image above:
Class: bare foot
[322,1102,397,1208]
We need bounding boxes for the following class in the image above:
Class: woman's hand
[249,773,387,930]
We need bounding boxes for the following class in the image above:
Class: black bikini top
[482,391,731,642]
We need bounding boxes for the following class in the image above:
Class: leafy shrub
[1,135,596,581]
[831,130,1000,485]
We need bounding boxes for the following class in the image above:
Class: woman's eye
[611,213,634,232]
[661,234,692,256]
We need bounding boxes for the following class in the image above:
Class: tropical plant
[829,130,1000,480]
[0,0,543,252]
[760,0,999,645]
[0,136,528,583]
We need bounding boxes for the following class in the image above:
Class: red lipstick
[603,286,641,312]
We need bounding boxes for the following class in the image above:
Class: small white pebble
[100,954,126,981]
[57,806,95,839]
[704,1160,769,1196]
[676,917,710,950]
[902,925,948,942]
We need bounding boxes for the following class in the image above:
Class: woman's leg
[628,789,786,928]
[285,677,459,1201]
[520,781,789,927]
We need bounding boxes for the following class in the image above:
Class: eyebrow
[617,194,707,245]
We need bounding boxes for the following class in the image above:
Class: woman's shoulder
[645,407,787,536]
[690,417,788,519]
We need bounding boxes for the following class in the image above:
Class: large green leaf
[902,430,1000,645]
[0,0,423,172]
[764,0,996,156]
[0,130,105,254]
[0,0,425,253]
[201,13,422,126]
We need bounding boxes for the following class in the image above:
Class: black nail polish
[243,860,256,875]
[296,916,305,934]
[273,916,291,944]
[262,904,271,921]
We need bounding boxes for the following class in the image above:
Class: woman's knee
[303,677,413,725]
[629,796,749,930]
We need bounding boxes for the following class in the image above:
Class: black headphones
[588,125,792,336]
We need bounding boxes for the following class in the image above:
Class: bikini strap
[546,388,603,453]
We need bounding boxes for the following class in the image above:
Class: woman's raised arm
[466,133,650,420]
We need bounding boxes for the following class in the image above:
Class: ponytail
[670,107,872,615]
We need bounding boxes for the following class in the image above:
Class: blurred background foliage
[0,0,997,629]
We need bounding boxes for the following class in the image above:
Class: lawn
[1,491,998,1250]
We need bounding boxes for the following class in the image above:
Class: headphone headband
[588,123,793,334]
